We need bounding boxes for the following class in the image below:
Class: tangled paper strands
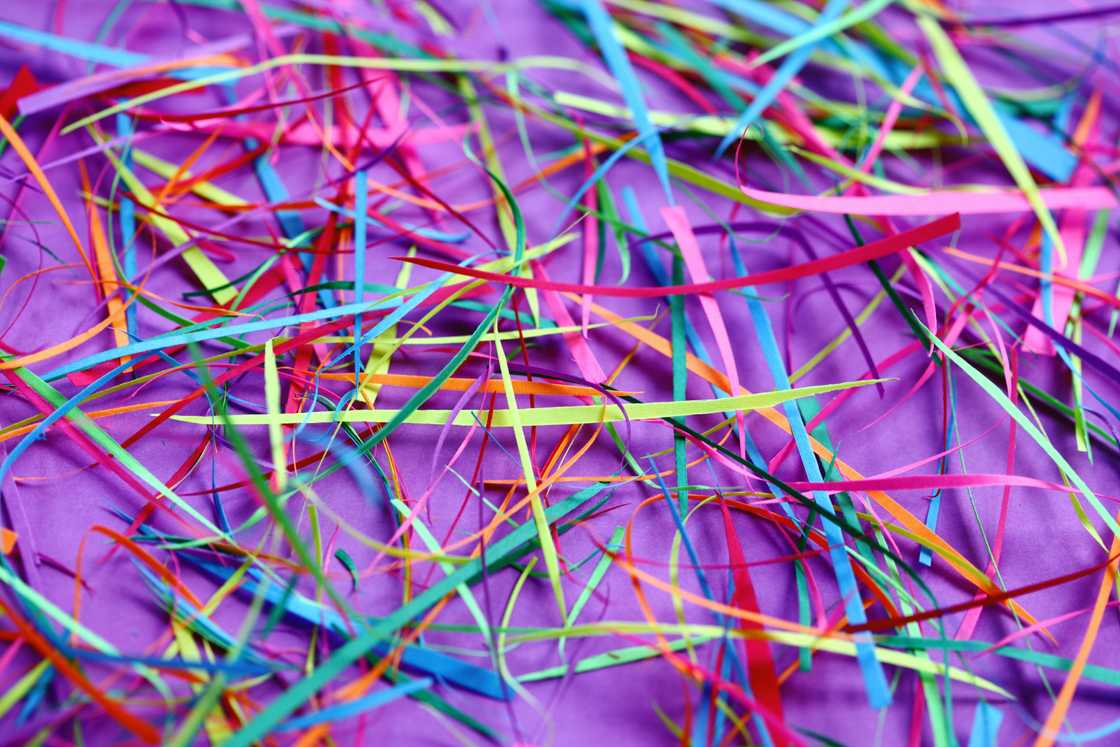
[4,0,1120,745]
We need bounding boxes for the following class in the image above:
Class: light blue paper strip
[576,0,673,202]
[967,702,1003,747]
[732,239,891,708]
[0,19,225,78]
[115,113,139,341]
[218,84,335,311]
[44,270,453,382]
[710,0,892,81]
[891,60,1076,182]
[353,170,368,386]
[920,369,956,566]
[177,554,510,700]
[314,197,470,243]
[274,678,432,732]
[222,480,613,746]
[715,0,850,156]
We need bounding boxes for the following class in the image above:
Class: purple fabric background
[1,1,1120,745]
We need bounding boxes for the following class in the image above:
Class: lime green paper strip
[752,0,896,68]
[0,661,50,721]
[923,324,1120,539]
[917,13,1068,266]
[492,313,568,618]
[263,339,286,490]
[171,379,885,428]
[511,622,1010,697]
[93,130,237,303]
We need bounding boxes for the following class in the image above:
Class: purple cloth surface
[0,1,1119,745]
